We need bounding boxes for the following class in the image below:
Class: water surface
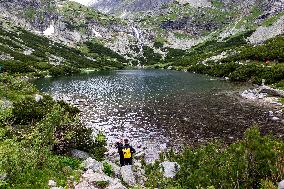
[33,69,283,147]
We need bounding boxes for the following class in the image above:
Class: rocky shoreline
[240,85,284,123]
[45,83,284,189]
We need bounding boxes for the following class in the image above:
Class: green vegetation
[262,13,284,27]
[152,32,284,85]
[188,63,284,84]
[140,46,163,65]
[173,32,192,40]
[222,35,284,63]
[95,180,109,189]
[0,25,125,77]
[60,1,125,30]
[103,162,114,177]
[0,74,107,188]
[145,127,284,188]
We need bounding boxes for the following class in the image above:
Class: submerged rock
[160,161,180,178]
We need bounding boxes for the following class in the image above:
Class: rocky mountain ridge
[1,0,284,65]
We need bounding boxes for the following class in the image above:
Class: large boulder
[259,86,284,97]
[134,152,145,160]
[48,180,57,187]
[105,161,121,178]
[71,149,91,160]
[75,169,126,189]
[120,165,136,186]
[279,180,284,189]
[144,144,160,164]
[160,161,180,178]
[84,158,103,173]
[0,173,7,180]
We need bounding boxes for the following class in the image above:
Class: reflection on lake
[32,69,283,147]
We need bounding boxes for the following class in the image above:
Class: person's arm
[131,146,136,154]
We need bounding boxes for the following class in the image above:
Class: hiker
[115,139,124,167]
[122,138,136,166]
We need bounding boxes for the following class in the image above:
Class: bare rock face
[248,16,284,44]
[90,0,172,14]
[176,0,211,8]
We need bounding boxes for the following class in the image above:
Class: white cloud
[69,0,93,6]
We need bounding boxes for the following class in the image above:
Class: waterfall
[132,26,141,43]
[131,26,144,63]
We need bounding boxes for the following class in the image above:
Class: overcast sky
[70,0,92,6]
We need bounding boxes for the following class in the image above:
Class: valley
[1,0,284,188]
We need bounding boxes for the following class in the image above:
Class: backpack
[122,147,131,158]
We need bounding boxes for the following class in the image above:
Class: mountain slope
[0,0,284,68]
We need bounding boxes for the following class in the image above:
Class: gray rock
[279,180,284,189]
[120,165,136,186]
[160,161,180,178]
[75,169,126,189]
[84,158,103,173]
[259,86,284,98]
[144,144,161,164]
[48,180,57,187]
[106,161,121,178]
[0,99,12,109]
[134,152,145,160]
[34,94,43,102]
[0,173,7,180]
[71,149,91,160]
[272,117,280,121]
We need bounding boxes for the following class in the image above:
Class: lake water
[32,69,282,148]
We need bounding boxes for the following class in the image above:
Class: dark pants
[119,154,124,167]
[124,158,133,165]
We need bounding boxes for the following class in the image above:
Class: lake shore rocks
[84,158,104,173]
[240,85,284,125]
[75,169,126,189]
[71,149,91,160]
[279,180,284,189]
[160,161,180,178]
[120,165,136,186]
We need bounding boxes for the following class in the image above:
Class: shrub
[145,127,284,188]
[49,65,80,77]
[0,60,35,74]
[37,105,96,155]
[0,136,82,189]
[95,180,109,189]
[103,162,113,177]
[12,95,54,125]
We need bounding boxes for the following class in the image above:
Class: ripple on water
[32,69,283,148]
